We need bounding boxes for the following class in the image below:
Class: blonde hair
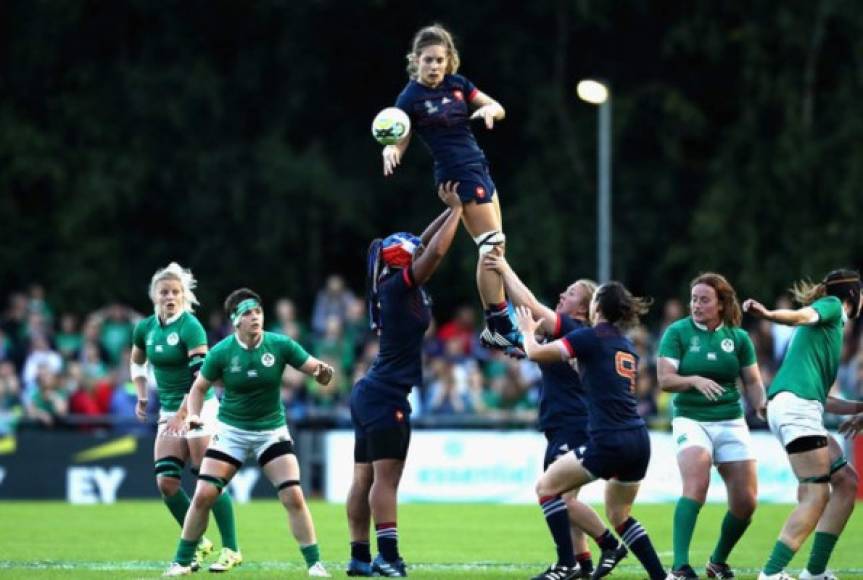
[789,280,826,306]
[574,278,598,308]
[149,262,200,314]
[406,24,460,80]
[690,272,742,327]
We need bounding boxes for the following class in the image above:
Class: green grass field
[0,501,861,579]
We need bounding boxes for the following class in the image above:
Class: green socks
[672,496,703,569]
[301,543,321,567]
[174,538,198,566]
[212,491,239,551]
[806,532,838,575]
[764,540,796,575]
[710,511,751,564]
[163,489,191,527]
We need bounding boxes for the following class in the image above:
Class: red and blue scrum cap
[381,232,421,269]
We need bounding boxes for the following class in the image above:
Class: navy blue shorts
[350,377,412,463]
[581,427,651,482]
[543,427,589,470]
[437,163,496,205]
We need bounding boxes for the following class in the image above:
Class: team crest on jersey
[721,338,734,353]
[166,332,179,346]
[261,353,275,367]
[453,90,464,101]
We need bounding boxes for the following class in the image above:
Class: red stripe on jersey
[402,268,413,288]
[468,88,479,102]
[560,338,576,358]
[553,314,562,338]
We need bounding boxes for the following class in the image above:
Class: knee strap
[799,474,831,484]
[829,455,849,475]
[473,230,505,256]
[277,479,300,491]
[154,456,185,480]
[199,474,228,491]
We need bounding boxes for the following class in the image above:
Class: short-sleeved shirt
[537,314,589,433]
[132,312,211,412]
[201,332,310,430]
[395,74,487,181]
[560,323,645,435]
[366,269,432,392]
[658,317,757,421]
[769,296,845,403]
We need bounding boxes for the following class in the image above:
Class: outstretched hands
[470,104,498,130]
[437,181,463,208]
[742,298,769,319]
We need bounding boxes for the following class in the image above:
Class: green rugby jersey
[132,311,212,412]
[201,331,310,431]
[658,317,756,421]
[769,296,845,403]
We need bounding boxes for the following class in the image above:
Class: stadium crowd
[1,276,861,436]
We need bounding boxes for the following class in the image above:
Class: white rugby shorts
[767,391,827,448]
[158,397,219,439]
[671,416,754,463]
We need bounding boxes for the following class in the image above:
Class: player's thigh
[787,445,831,479]
[461,198,501,236]
[154,428,189,463]
[187,435,210,467]
[261,449,301,485]
[538,451,594,496]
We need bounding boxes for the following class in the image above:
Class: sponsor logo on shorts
[167,332,179,346]
[261,353,275,367]
[721,338,734,353]
[677,434,688,445]
[476,186,486,199]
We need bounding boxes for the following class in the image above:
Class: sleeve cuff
[558,338,575,359]
[468,87,479,102]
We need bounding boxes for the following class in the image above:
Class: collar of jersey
[157,310,184,326]
[235,332,263,350]
[691,318,724,332]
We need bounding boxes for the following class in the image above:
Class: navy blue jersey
[560,323,645,435]
[395,74,487,180]
[366,268,432,391]
[537,314,589,433]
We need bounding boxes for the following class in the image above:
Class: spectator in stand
[21,334,63,397]
[425,358,470,415]
[485,357,535,412]
[313,314,353,383]
[2,293,30,368]
[24,366,68,427]
[24,310,52,342]
[636,371,659,420]
[311,274,355,337]
[55,313,83,361]
[93,303,141,366]
[658,298,685,339]
[0,361,22,435]
[27,283,54,326]
[436,304,478,357]
[80,342,109,383]
[270,297,306,341]
[79,317,111,366]
[770,295,795,366]
[0,329,13,364]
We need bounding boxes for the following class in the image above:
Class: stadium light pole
[577,79,612,283]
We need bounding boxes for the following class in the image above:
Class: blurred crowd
[2,277,862,436]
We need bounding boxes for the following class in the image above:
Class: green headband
[231,298,260,326]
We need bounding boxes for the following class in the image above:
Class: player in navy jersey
[517,282,666,580]
[345,182,463,577]
[485,250,605,578]
[381,23,520,352]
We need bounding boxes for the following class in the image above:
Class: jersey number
[615,352,637,393]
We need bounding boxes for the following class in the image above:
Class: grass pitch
[0,500,861,579]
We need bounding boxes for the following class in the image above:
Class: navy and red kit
[395,73,495,204]
[540,313,590,469]
[351,268,431,462]
[560,322,650,482]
